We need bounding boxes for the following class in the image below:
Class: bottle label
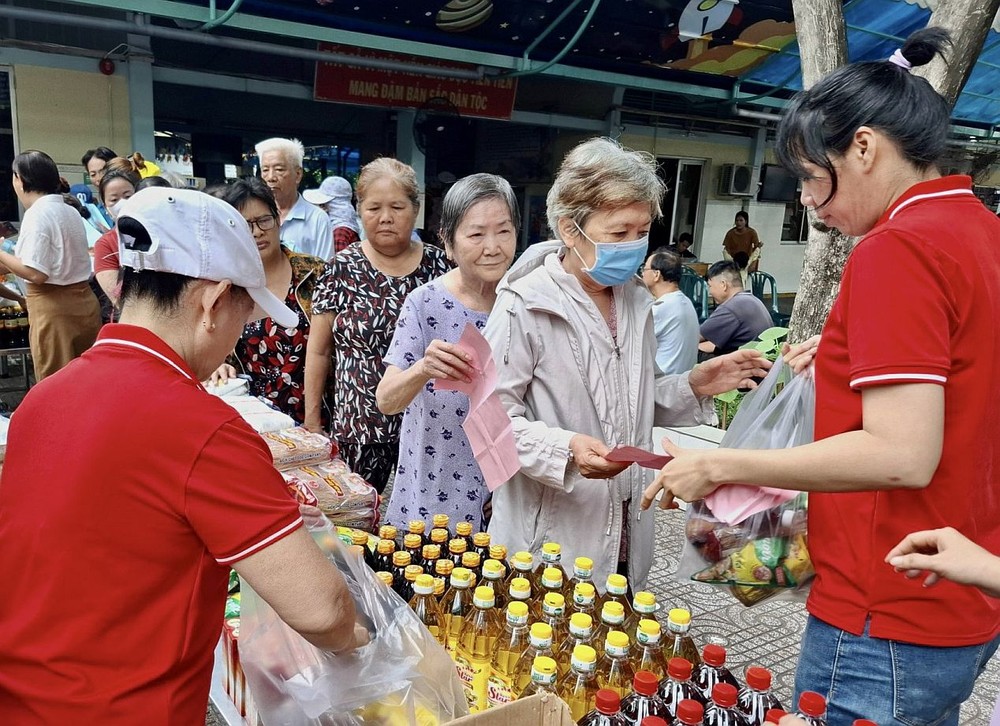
[486,673,514,709]
[574,567,592,578]
[531,671,556,686]
[542,603,565,617]
[637,631,659,646]
[608,585,627,595]
[574,593,594,606]
[636,604,657,614]
[570,627,592,639]
[507,614,529,626]
[606,643,629,657]
[570,658,596,673]
[455,654,489,712]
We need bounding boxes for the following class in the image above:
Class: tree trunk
[785,0,998,341]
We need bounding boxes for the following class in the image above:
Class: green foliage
[713,327,789,429]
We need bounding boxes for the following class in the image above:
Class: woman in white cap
[304,175,361,257]
[0,187,364,723]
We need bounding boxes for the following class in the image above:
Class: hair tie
[888,49,912,71]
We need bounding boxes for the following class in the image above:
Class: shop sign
[314,43,517,120]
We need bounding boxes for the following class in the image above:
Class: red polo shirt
[809,176,1000,646]
[0,324,301,723]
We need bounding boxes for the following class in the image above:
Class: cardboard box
[448,694,575,725]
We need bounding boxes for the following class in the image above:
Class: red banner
[314,43,517,120]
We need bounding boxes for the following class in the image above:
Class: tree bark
[785,0,997,341]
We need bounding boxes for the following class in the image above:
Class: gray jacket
[483,243,714,591]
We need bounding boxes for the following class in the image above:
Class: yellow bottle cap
[408,520,426,534]
[542,542,561,556]
[532,655,557,675]
[432,514,450,528]
[375,571,394,587]
[542,567,563,587]
[572,644,597,664]
[449,538,468,553]
[606,574,628,593]
[574,556,593,572]
[570,612,593,630]
[509,577,532,599]
[513,551,534,570]
[435,559,454,576]
[669,608,691,626]
[403,533,422,548]
[602,601,625,618]
[574,582,596,600]
[507,601,529,618]
[462,552,481,568]
[483,559,504,578]
[473,532,491,547]
[638,619,660,636]
[544,592,566,609]
[350,530,368,545]
[433,578,446,596]
[473,586,495,608]
[422,544,441,560]
[414,574,435,594]
[376,539,396,554]
[456,522,473,536]
[450,567,473,586]
[606,630,630,649]
[392,551,411,567]
[430,527,449,544]
[404,564,423,581]
[634,591,656,608]
[378,525,397,540]
[489,544,508,561]
[530,622,553,641]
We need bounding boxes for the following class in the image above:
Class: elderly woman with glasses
[209,177,330,426]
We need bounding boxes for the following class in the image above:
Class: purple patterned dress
[383,279,489,531]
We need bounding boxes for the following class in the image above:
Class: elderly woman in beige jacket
[483,138,768,592]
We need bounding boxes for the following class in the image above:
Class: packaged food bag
[238,509,468,725]
[282,460,379,531]
[263,427,335,471]
[677,357,816,606]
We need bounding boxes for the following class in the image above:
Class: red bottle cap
[668,657,693,680]
[641,719,670,726]
[745,666,772,691]
[702,643,727,667]
[711,683,737,708]
[633,670,660,696]
[854,721,878,726]
[676,699,705,725]
[764,709,787,723]
[596,688,621,714]
[798,691,827,717]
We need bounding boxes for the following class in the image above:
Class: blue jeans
[794,615,1000,726]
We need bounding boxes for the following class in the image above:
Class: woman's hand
[206,363,237,387]
[303,415,325,434]
[417,339,474,384]
[689,348,771,398]
[640,437,721,510]
[885,527,1000,598]
[782,335,820,374]
[568,434,629,479]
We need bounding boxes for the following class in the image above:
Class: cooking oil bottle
[512,622,555,693]
[455,586,499,713]
[441,566,474,656]
[434,558,454,601]
[432,513,451,536]
[570,556,595,590]
[557,644,600,721]
[462,551,483,582]
[623,591,659,641]
[593,601,628,653]
[534,542,563,588]
[430,526,450,550]
[518,655,559,699]
[479,559,507,610]
[536,592,569,646]
[455,521,474,550]
[377,524,398,545]
[375,570,394,589]
[421,543,441,576]
[374,538,396,573]
[664,608,701,666]
[349,530,375,570]
[596,630,635,699]
[571,582,598,619]
[634,619,669,680]
[449,538,469,568]
[406,519,428,548]
[486,601,531,709]
[472,532,491,562]
[390,551,412,598]
[489,544,509,580]
[401,564,423,603]
[403,533,424,568]
[597,574,633,618]
[507,576,533,613]
[556,612,596,677]
[409,573,445,646]
[536,566,567,604]
[505,551,536,594]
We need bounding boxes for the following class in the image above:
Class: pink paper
[606,446,673,469]
[434,323,520,491]
[704,483,797,526]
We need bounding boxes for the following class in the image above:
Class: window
[781,198,809,244]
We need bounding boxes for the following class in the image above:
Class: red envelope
[605,446,672,469]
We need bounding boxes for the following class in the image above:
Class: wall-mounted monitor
[758,164,799,203]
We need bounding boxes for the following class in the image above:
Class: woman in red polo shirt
[641,28,1000,725]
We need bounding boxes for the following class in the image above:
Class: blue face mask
[571,223,649,287]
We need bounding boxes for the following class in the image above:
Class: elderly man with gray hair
[255,137,332,260]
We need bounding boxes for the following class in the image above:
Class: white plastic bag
[677,358,816,606]
[238,510,468,724]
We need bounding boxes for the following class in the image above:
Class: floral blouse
[311,241,452,445]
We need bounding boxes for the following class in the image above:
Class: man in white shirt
[255,137,331,260]
[641,248,699,374]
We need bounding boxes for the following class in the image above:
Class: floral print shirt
[311,241,451,444]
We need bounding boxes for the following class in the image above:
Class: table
[684,262,709,277]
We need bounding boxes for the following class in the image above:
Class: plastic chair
[680,268,710,323]
[748,270,790,327]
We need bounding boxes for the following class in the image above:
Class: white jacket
[483,244,715,591]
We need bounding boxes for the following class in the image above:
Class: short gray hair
[439,173,520,248]
[255,137,305,169]
[546,137,664,240]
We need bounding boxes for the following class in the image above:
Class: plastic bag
[238,509,469,725]
[677,357,816,606]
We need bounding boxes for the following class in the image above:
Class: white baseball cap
[116,187,298,329]
[303,176,353,205]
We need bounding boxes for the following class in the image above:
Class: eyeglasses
[246,215,277,233]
